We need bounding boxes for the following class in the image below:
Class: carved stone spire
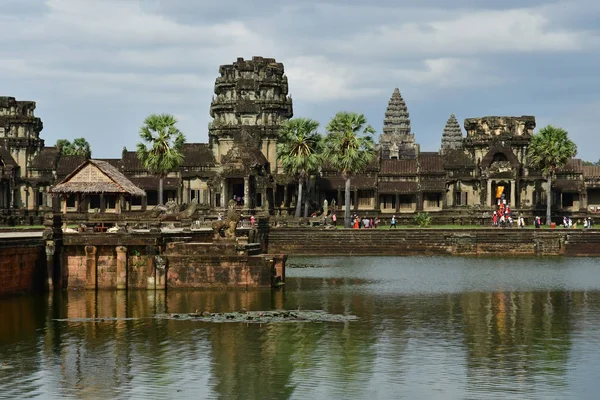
[441,114,463,153]
[379,88,417,159]
[383,88,411,136]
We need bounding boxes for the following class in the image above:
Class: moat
[1,256,600,399]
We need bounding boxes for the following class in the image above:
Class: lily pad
[154,310,358,324]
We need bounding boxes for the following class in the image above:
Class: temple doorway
[228,178,244,206]
[492,181,511,207]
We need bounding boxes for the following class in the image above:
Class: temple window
[455,192,468,206]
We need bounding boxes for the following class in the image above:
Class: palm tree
[137,113,186,205]
[527,125,577,225]
[324,112,376,228]
[277,118,323,218]
[56,138,92,158]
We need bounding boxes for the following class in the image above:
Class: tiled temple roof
[56,155,87,179]
[181,143,216,167]
[419,152,444,174]
[380,159,417,175]
[378,181,418,193]
[0,146,17,167]
[30,147,59,170]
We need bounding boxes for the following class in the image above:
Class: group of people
[492,199,514,228]
[352,214,381,229]
[563,216,594,229]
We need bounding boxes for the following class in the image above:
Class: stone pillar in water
[116,246,127,290]
[85,245,97,290]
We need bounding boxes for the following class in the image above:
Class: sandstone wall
[267,228,600,257]
[62,245,155,290]
[0,239,45,297]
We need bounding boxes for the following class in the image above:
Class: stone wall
[62,244,156,290]
[267,228,600,257]
[0,238,45,297]
[164,241,281,288]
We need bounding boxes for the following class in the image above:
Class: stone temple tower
[0,97,44,208]
[209,56,293,170]
[379,88,418,159]
[440,114,463,153]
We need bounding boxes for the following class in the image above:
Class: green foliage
[527,125,577,225]
[56,138,92,158]
[324,112,376,228]
[527,125,577,177]
[137,113,186,177]
[277,118,323,218]
[276,118,323,180]
[414,212,432,228]
[323,112,376,178]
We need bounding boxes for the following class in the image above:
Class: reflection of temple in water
[0,286,593,398]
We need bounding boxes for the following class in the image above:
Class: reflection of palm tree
[460,291,574,389]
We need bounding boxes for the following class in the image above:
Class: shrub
[414,212,432,228]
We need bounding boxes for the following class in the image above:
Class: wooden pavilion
[50,159,146,214]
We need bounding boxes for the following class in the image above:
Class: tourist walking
[332,213,337,227]
[390,215,397,229]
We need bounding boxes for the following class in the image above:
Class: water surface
[1,256,600,399]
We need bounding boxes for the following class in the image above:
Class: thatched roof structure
[50,159,146,196]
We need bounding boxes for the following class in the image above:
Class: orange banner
[496,186,504,199]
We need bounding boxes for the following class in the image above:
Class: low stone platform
[268,228,600,257]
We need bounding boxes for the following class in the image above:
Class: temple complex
[1,56,600,225]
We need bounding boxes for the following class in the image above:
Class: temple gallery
[1,56,599,225]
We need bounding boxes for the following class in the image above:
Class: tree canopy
[137,113,186,205]
[137,113,186,177]
[528,125,577,177]
[324,112,376,227]
[527,124,577,225]
[324,112,376,178]
[277,118,323,217]
[56,138,92,158]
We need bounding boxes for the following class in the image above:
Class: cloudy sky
[1,0,599,161]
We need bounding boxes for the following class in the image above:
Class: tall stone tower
[209,57,293,170]
[440,114,463,153]
[379,88,418,159]
[0,97,44,208]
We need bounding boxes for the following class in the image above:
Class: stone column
[142,195,147,211]
[510,180,516,207]
[62,195,67,214]
[487,180,492,207]
[222,179,228,207]
[353,190,358,212]
[337,189,342,210]
[395,193,400,213]
[45,240,56,291]
[33,186,39,209]
[283,185,288,207]
[116,246,127,290]
[85,245,97,290]
[155,255,166,290]
[243,176,250,211]
[75,193,80,213]
[416,192,424,211]
[100,193,106,213]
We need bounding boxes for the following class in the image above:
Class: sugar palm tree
[137,113,186,205]
[277,118,323,218]
[56,138,92,158]
[527,125,577,225]
[324,112,376,228]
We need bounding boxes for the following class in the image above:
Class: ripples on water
[1,256,600,399]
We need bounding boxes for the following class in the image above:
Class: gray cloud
[0,0,599,161]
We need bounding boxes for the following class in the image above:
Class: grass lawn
[0,225,45,230]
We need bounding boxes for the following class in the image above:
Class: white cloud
[329,8,584,57]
